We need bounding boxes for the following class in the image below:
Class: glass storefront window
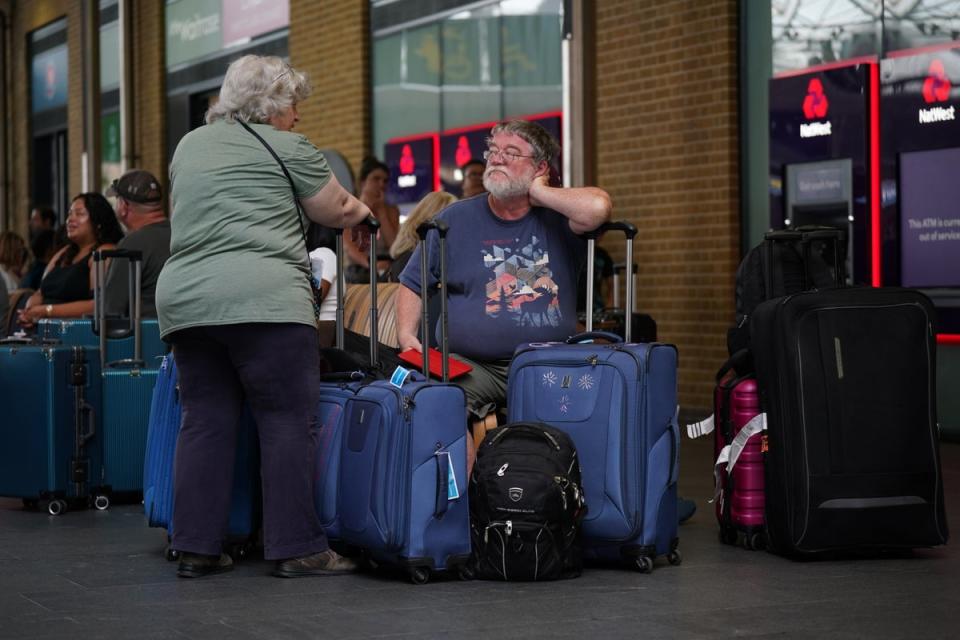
[772,0,960,75]
[772,0,882,74]
[372,0,562,160]
[883,0,960,54]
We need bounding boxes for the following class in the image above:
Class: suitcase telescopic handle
[358,216,382,368]
[92,249,144,371]
[416,220,449,239]
[583,220,637,341]
[415,220,450,380]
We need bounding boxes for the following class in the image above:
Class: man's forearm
[396,284,423,347]
[530,182,612,234]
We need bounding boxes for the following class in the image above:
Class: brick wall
[289,0,368,177]
[595,0,740,411]
[132,1,166,187]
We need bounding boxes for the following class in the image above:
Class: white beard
[483,167,531,200]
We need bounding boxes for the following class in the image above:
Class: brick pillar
[132,0,166,188]
[289,0,369,178]
[595,0,740,411]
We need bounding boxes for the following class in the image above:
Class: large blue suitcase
[142,354,262,558]
[335,220,471,583]
[507,222,682,572]
[314,379,359,541]
[313,225,375,543]
[91,250,161,499]
[0,343,104,514]
[339,378,471,581]
[101,366,158,496]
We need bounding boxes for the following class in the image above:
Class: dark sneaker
[177,552,234,578]
[273,549,358,578]
[678,497,697,524]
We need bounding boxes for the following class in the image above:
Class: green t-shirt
[156,120,331,338]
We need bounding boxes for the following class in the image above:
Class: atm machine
[881,45,960,439]
[769,60,880,285]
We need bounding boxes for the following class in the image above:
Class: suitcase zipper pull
[402,396,414,420]
[505,520,513,536]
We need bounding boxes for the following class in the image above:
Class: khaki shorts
[451,355,511,422]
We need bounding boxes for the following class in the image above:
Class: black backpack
[468,422,586,581]
[727,227,845,360]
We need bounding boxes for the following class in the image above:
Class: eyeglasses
[483,147,535,164]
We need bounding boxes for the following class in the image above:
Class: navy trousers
[170,323,327,560]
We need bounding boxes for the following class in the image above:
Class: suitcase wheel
[633,556,654,574]
[667,549,682,566]
[165,547,180,562]
[743,532,766,551]
[47,499,67,516]
[457,565,475,581]
[93,495,110,511]
[408,567,431,585]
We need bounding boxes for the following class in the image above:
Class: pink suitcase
[713,362,766,550]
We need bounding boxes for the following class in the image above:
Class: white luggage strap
[709,412,767,503]
[686,414,715,439]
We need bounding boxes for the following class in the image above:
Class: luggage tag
[389,366,412,388]
[438,450,459,500]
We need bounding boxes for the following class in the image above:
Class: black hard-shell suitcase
[750,286,948,556]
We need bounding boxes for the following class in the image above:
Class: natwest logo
[802,78,829,119]
[922,59,951,103]
[918,59,955,125]
[800,77,832,138]
[397,144,417,188]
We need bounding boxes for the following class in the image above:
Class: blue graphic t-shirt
[399,195,586,361]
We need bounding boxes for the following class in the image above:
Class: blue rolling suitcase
[0,342,104,514]
[92,250,161,499]
[507,222,682,572]
[142,353,262,559]
[314,222,379,542]
[336,220,471,583]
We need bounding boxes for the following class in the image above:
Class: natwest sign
[800,77,832,138]
[918,59,955,124]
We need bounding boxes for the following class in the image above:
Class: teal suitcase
[0,343,104,514]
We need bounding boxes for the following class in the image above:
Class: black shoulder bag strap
[238,120,322,320]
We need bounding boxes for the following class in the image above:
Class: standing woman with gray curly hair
[155,55,372,579]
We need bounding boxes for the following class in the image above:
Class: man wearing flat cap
[104,169,171,317]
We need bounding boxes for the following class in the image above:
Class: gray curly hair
[487,120,560,166]
[205,55,311,125]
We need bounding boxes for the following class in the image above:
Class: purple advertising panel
[222,0,289,47]
[384,134,437,206]
[881,44,960,333]
[898,148,960,287]
[439,113,562,196]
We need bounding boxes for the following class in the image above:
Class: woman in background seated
[19,229,61,291]
[17,193,123,329]
[0,231,27,294]
[343,156,400,282]
[385,191,457,283]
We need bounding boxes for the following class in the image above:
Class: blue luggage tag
[439,451,459,500]
[389,366,412,388]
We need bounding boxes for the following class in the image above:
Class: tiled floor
[0,435,956,639]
